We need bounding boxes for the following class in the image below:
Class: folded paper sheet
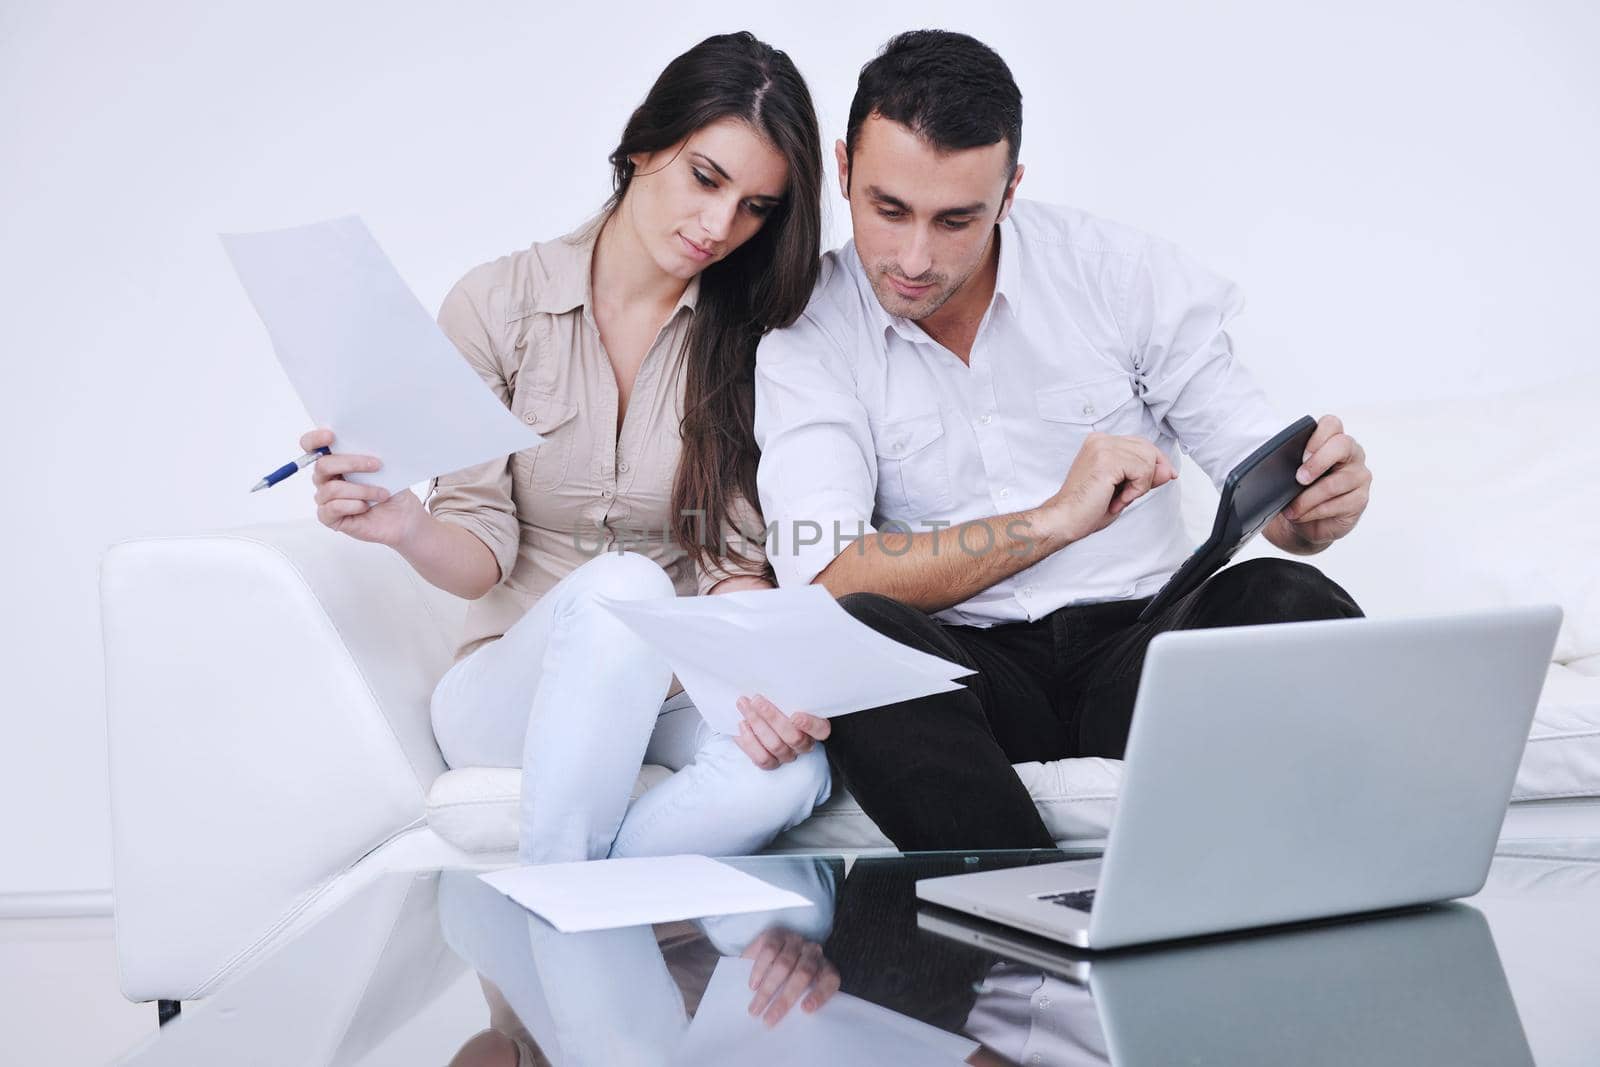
[222,215,539,492]
[479,855,813,933]
[599,584,976,734]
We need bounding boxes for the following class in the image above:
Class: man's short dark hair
[846,30,1023,176]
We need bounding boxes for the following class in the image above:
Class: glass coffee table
[114,843,1600,1065]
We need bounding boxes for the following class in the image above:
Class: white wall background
[2,0,1596,897]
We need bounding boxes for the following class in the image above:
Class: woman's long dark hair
[604,32,822,575]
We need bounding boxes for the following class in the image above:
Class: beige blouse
[426,220,767,665]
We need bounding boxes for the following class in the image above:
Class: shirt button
[523,413,537,424]
[1038,995,1051,1008]
[1081,403,1095,416]
[979,413,993,426]
[999,487,1011,499]
[600,489,613,499]
[619,461,630,473]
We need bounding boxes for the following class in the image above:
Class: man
[752,30,1371,852]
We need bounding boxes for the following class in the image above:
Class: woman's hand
[733,694,830,770]
[741,926,841,1026]
[707,581,830,769]
[303,427,424,548]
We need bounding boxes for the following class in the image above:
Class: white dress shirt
[753,198,1287,627]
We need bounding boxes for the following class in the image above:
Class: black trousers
[830,558,1365,851]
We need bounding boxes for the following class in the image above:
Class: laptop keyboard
[1036,888,1097,912]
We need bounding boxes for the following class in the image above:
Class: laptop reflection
[918,903,1532,1067]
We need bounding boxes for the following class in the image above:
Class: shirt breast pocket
[513,390,581,492]
[873,410,954,521]
[1035,375,1142,470]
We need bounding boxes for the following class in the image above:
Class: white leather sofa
[99,376,1600,1004]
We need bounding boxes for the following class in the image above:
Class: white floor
[0,916,156,1066]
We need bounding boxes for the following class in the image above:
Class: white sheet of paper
[478,855,813,933]
[222,215,540,492]
[673,956,978,1066]
[598,585,975,734]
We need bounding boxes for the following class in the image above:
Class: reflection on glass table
[921,900,1529,1066]
[114,844,1600,1066]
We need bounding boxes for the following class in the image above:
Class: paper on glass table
[222,215,540,493]
[479,855,814,933]
[598,584,976,734]
[673,956,979,1066]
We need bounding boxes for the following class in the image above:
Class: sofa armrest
[100,519,462,1002]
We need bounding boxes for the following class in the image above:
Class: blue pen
[250,446,331,492]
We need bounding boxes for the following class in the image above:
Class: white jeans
[430,551,832,863]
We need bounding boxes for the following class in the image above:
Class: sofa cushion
[770,757,1122,851]
[426,668,1600,855]
[426,758,1122,855]
[426,764,675,854]
[1514,664,1600,802]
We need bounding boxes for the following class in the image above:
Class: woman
[300,32,831,863]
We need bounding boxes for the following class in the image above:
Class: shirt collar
[992,211,1022,317]
[853,215,1021,345]
[529,215,700,318]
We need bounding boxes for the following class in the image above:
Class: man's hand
[733,695,830,770]
[1265,414,1371,552]
[1039,433,1178,543]
[741,927,841,1026]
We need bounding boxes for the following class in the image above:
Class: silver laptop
[915,604,1562,950]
